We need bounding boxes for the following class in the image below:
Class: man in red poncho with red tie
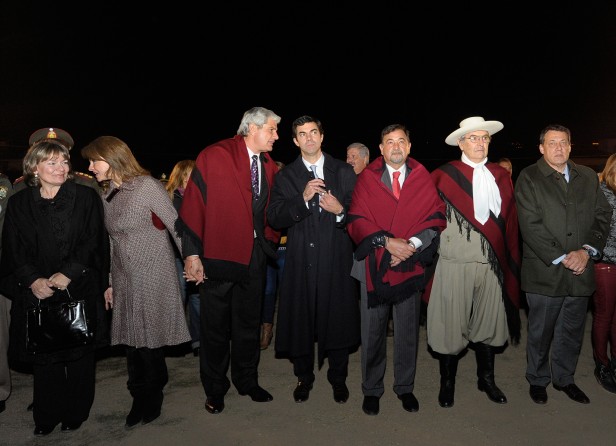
[347,124,446,416]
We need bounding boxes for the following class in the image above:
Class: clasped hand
[387,238,417,268]
[562,249,589,276]
[303,179,343,214]
[184,257,206,285]
[31,272,71,300]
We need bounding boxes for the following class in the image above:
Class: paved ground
[1,310,615,446]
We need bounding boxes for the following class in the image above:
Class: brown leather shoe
[260,323,273,350]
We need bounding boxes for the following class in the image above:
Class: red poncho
[178,135,280,281]
[347,156,446,307]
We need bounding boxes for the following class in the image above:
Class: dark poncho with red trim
[427,160,521,343]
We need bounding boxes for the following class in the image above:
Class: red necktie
[392,171,401,199]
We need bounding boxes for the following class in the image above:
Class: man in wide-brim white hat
[424,116,522,409]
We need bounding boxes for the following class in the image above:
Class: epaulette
[0,184,10,200]
[74,171,95,180]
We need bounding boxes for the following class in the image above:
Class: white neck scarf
[461,153,501,225]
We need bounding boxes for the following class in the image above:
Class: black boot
[474,342,507,404]
[142,390,164,424]
[125,395,145,428]
[438,354,458,408]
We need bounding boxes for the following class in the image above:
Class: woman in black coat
[0,140,108,436]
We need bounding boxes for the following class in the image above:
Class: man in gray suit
[516,124,611,405]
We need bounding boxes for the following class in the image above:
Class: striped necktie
[251,155,259,199]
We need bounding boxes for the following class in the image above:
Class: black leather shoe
[61,422,83,432]
[192,347,200,357]
[34,425,55,436]
[240,385,273,402]
[398,393,419,412]
[595,363,616,393]
[0,400,5,413]
[362,396,380,415]
[332,383,349,403]
[529,385,548,404]
[293,381,313,403]
[205,396,225,414]
[553,383,590,404]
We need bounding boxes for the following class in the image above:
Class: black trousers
[199,243,266,397]
[33,351,95,427]
[126,346,168,397]
[293,348,349,386]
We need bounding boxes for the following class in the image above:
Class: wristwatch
[582,244,600,261]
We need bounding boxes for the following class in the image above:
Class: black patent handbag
[26,288,94,354]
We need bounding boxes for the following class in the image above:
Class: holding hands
[184,256,206,284]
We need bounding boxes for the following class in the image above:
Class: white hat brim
[445,119,503,146]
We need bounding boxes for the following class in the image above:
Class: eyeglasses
[461,135,491,143]
[545,141,570,149]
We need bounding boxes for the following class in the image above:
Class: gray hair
[346,142,370,160]
[237,107,282,136]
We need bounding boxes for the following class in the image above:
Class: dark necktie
[251,155,259,199]
[310,165,321,211]
[392,171,401,199]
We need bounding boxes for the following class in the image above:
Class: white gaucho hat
[445,116,503,146]
[28,127,75,150]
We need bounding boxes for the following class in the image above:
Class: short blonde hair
[23,140,73,187]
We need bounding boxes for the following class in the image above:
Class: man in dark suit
[180,107,281,415]
[347,123,446,416]
[516,124,611,405]
[267,115,360,406]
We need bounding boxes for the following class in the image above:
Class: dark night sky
[1,2,616,179]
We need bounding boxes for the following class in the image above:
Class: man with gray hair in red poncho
[178,107,281,415]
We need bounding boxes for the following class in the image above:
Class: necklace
[40,189,57,200]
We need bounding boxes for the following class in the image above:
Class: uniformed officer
[0,173,13,413]
[13,127,100,193]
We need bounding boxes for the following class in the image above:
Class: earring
[34,172,38,178]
